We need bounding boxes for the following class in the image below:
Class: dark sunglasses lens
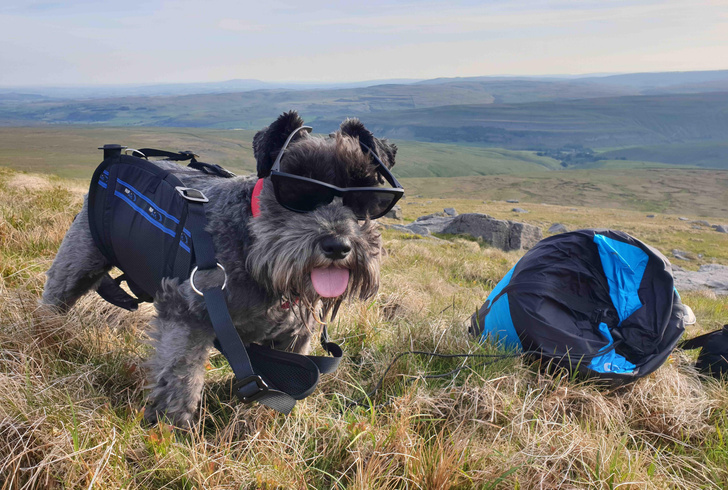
[344,191,398,219]
[272,175,335,212]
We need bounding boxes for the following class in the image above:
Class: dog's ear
[340,118,397,169]
[253,111,306,178]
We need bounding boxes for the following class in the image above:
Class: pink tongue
[311,267,350,298]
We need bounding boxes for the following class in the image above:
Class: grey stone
[411,215,453,234]
[678,217,690,221]
[548,223,569,234]
[384,204,403,220]
[444,207,457,217]
[512,208,529,213]
[673,264,728,295]
[716,225,728,233]
[416,212,445,220]
[404,224,431,236]
[672,249,693,261]
[691,220,711,227]
[646,214,656,218]
[506,199,519,203]
[441,213,542,251]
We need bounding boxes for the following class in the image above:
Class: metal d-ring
[190,263,227,296]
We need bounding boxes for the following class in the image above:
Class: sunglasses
[269,126,404,220]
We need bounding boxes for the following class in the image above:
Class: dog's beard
[246,217,382,320]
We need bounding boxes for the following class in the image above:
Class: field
[2,142,728,487]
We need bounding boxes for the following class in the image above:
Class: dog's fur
[41,111,397,425]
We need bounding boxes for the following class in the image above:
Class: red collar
[251,178,264,218]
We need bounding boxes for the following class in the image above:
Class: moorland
[2,71,728,488]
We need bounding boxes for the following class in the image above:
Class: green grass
[402,167,728,218]
[0,126,564,181]
[2,139,728,487]
[599,141,728,169]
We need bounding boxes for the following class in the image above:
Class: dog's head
[246,111,399,311]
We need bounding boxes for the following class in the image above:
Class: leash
[344,350,523,410]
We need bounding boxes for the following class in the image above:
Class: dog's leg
[42,197,110,311]
[144,288,215,426]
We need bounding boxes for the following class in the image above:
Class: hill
[351,92,728,151]
[0,126,563,180]
[402,167,728,218]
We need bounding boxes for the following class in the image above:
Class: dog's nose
[320,236,352,260]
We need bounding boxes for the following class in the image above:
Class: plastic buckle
[176,186,209,203]
[235,375,270,403]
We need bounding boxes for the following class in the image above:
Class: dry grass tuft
[1,169,728,488]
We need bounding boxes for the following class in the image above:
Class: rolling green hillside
[0,79,641,129]
[599,141,728,168]
[352,92,728,151]
[402,166,728,218]
[0,126,564,180]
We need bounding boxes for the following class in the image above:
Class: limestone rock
[441,213,542,251]
[716,225,728,233]
[673,264,728,295]
[384,204,403,220]
[548,223,569,234]
[672,249,693,261]
[444,207,457,217]
[506,199,519,203]
[512,208,529,213]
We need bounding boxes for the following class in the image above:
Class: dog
[41,111,399,425]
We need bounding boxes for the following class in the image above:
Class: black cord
[344,350,524,410]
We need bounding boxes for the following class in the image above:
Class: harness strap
[137,148,236,178]
[185,197,342,414]
[96,274,142,311]
[137,148,198,161]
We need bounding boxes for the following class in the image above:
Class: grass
[402,167,728,219]
[1,167,728,488]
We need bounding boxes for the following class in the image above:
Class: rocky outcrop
[673,264,728,295]
[385,212,542,251]
[441,214,542,251]
[384,204,403,220]
[548,223,569,234]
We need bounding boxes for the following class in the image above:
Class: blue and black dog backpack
[471,229,687,382]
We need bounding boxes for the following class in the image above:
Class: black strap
[137,148,198,161]
[96,274,141,311]
[187,160,236,178]
[680,326,727,350]
[346,351,523,410]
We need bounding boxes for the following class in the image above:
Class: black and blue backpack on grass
[471,229,688,382]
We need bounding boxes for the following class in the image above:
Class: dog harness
[88,144,342,415]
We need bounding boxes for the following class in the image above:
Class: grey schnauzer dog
[42,111,398,425]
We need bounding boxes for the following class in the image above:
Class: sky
[1,0,727,86]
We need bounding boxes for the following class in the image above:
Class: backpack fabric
[86,145,343,414]
[471,229,687,383]
[88,148,199,299]
[681,325,728,378]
